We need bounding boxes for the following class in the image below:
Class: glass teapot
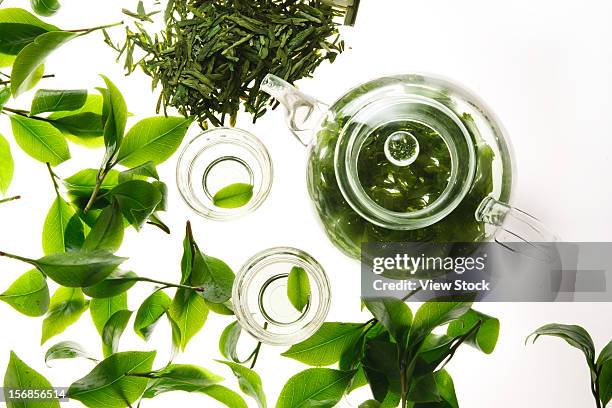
[261,73,555,261]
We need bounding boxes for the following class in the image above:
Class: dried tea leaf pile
[115,0,346,127]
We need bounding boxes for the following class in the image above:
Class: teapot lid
[332,75,481,230]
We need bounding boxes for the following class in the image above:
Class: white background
[1,0,611,407]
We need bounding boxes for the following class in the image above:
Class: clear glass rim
[232,247,332,346]
[176,127,273,221]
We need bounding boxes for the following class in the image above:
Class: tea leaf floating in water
[287,266,311,313]
[111,0,346,127]
[213,183,254,209]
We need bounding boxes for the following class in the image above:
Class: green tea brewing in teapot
[261,73,554,262]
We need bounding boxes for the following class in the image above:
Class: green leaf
[407,372,441,403]
[142,364,224,398]
[599,358,611,406]
[0,8,58,56]
[134,290,171,340]
[45,341,97,365]
[282,322,365,367]
[0,8,58,30]
[447,309,500,354]
[213,183,254,209]
[219,321,244,363]
[217,360,267,408]
[41,287,88,344]
[597,339,612,405]
[90,292,127,335]
[410,297,474,345]
[11,31,79,97]
[10,114,70,166]
[168,312,182,357]
[527,323,596,367]
[382,392,402,407]
[30,89,87,115]
[359,401,380,408]
[4,352,60,408]
[0,53,15,69]
[287,266,310,313]
[597,340,612,369]
[153,182,167,212]
[27,250,126,288]
[48,94,104,146]
[110,180,162,229]
[52,112,105,145]
[116,116,192,167]
[180,221,197,284]
[0,86,10,108]
[82,200,125,252]
[275,368,355,408]
[102,309,132,357]
[348,367,368,394]
[432,370,459,408]
[169,288,209,350]
[417,334,455,365]
[339,330,367,371]
[364,298,412,346]
[68,351,156,408]
[31,0,61,17]
[362,337,400,398]
[0,269,49,317]
[147,213,171,234]
[195,254,234,304]
[143,380,247,408]
[42,196,85,255]
[205,299,234,315]
[83,270,137,299]
[0,23,47,55]
[597,340,612,405]
[22,63,45,93]
[0,133,14,195]
[63,168,119,197]
[197,385,248,408]
[100,75,127,157]
[119,161,159,183]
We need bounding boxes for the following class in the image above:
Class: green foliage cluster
[0,7,123,200]
[274,297,500,408]
[1,219,261,407]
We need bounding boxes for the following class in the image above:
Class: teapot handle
[261,74,327,147]
[476,197,559,258]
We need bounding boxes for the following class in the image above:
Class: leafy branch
[0,5,260,408]
[80,75,192,214]
[528,324,611,408]
[275,298,500,407]
[0,245,208,295]
[0,8,123,98]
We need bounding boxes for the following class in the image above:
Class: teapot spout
[261,74,327,147]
